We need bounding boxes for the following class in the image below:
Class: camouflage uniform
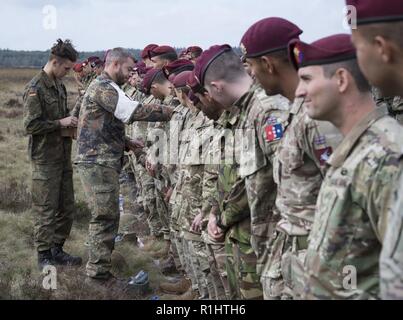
[169,105,197,278]
[237,86,290,300]
[177,109,214,298]
[380,166,403,300]
[117,85,147,238]
[217,87,273,300]
[372,87,403,125]
[200,112,232,300]
[147,95,181,241]
[71,71,97,118]
[267,98,342,299]
[304,106,403,300]
[23,70,75,253]
[166,103,192,271]
[75,72,171,279]
[133,94,165,239]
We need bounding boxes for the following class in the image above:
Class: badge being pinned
[314,147,333,166]
[265,123,284,142]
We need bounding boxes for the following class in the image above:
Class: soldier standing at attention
[344,0,403,300]
[290,34,403,299]
[23,39,82,270]
[241,18,342,299]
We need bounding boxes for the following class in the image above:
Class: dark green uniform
[23,70,75,253]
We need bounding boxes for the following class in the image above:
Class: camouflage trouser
[170,231,184,272]
[155,182,170,240]
[225,233,263,300]
[181,237,199,291]
[380,174,403,300]
[261,231,308,300]
[134,162,163,238]
[118,166,144,237]
[202,232,229,300]
[31,161,75,252]
[77,164,120,279]
[184,237,212,299]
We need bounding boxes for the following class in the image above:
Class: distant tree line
[0,47,241,68]
[0,49,141,68]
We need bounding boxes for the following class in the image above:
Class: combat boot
[160,255,178,275]
[141,236,163,252]
[159,277,191,294]
[150,240,171,259]
[51,245,82,266]
[37,249,54,271]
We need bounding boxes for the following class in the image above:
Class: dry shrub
[0,179,31,213]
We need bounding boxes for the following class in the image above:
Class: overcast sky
[1,0,349,51]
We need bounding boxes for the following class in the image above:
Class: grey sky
[1,0,349,51]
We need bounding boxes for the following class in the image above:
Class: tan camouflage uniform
[267,98,342,299]
[380,164,403,300]
[304,106,403,300]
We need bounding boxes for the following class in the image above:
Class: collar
[41,70,58,89]
[328,106,388,168]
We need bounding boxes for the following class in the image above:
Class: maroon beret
[240,17,303,59]
[346,0,403,25]
[288,34,357,70]
[73,62,84,73]
[162,59,194,78]
[90,58,104,68]
[141,44,158,60]
[142,68,164,94]
[133,61,148,76]
[186,70,207,94]
[186,46,203,57]
[87,56,100,63]
[193,44,232,87]
[148,45,177,59]
[171,70,193,89]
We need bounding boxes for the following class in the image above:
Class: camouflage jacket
[170,107,206,231]
[147,95,180,191]
[239,85,290,275]
[216,88,258,244]
[200,113,228,222]
[372,87,403,125]
[380,166,403,300]
[304,106,403,300]
[167,103,192,186]
[23,70,71,164]
[75,72,172,172]
[273,98,342,236]
[71,72,97,118]
[178,109,213,240]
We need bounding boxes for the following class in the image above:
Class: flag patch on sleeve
[265,123,284,142]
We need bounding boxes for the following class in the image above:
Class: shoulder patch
[265,123,284,142]
[28,86,38,97]
[314,147,333,166]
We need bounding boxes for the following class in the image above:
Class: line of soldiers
[23,0,403,300]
